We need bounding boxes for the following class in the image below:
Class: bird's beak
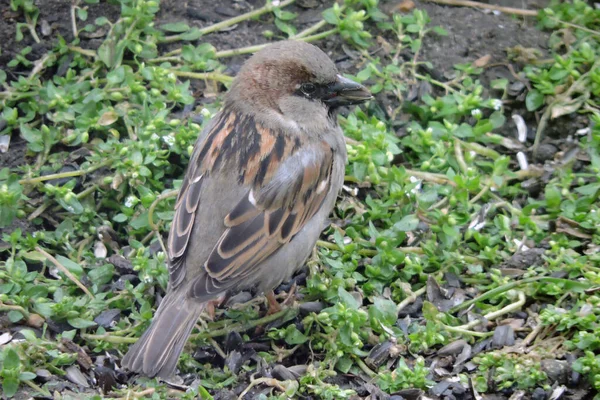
[324,74,372,106]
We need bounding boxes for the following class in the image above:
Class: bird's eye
[301,83,316,96]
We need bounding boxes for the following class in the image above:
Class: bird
[121,40,372,378]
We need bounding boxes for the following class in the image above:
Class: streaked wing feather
[190,141,335,299]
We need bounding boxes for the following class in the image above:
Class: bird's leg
[282,281,297,306]
[265,290,282,315]
[204,295,228,321]
[205,300,217,321]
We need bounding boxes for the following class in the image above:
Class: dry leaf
[473,54,492,68]
[98,110,118,126]
[395,0,415,13]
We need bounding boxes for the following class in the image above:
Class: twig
[71,0,80,39]
[36,246,95,299]
[422,0,537,16]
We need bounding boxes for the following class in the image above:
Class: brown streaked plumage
[121,40,371,378]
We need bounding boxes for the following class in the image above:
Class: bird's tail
[122,288,204,378]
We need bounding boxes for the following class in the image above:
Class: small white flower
[491,99,503,111]
[162,135,175,146]
[201,108,212,118]
[125,195,137,208]
[408,176,422,195]
[471,109,482,118]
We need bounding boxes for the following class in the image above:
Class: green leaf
[67,317,97,329]
[422,300,440,320]
[575,182,600,195]
[56,255,83,276]
[454,123,473,138]
[8,310,23,323]
[432,26,448,36]
[19,371,36,380]
[274,18,296,37]
[545,185,561,210]
[3,347,20,369]
[525,89,544,111]
[406,24,421,33]
[338,287,359,309]
[284,326,308,345]
[394,215,419,232]
[180,27,203,41]
[113,213,128,223]
[2,378,19,398]
[336,356,353,373]
[322,8,339,24]
[88,264,115,285]
[160,22,190,32]
[77,7,88,21]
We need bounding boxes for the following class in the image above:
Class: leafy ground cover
[1,0,600,398]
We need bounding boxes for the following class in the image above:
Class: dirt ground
[0,0,553,168]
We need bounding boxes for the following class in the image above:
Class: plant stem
[422,0,537,16]
[460,140,501,160]
[454,139,469,174]
[455,291,526,330]
[191,306,298,340]
[26,14,41,43]
[82,333,138,343]
[199,0,295,36]
[19,159,111,185]
[293,19,328,39]
[148,189,178,231]
[396,286,427,314]
[71,1,79,39]
[170,70,234,84]
[443,324,494,337]
[0,301,30,317]
[450,276,590,314]
[404,168,456,186]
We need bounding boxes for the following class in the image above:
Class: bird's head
[226,41,372,130]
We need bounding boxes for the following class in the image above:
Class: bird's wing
[189,137,335,299]
[167,109,336,298]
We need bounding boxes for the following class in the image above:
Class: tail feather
[122,290,204,378]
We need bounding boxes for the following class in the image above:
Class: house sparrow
[121,40,371,378]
